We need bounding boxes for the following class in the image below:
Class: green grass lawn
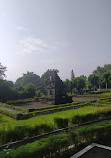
[78,92,111,98]
[0,105,111,131]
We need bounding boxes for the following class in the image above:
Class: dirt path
[0,106,21,113]
[16,102,53,109]
[15,97,96,109]
[73,97,96,102]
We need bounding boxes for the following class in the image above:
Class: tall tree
[88,74,99,91]
[40,69,59,94]
[71,70,75,80]
[102,72,111,89]
[15,71,40,90]
[75,77,86,93]
[0,79,15,102]
[93,64,111,75]
[64,79,71,93]
[0,63,6,78]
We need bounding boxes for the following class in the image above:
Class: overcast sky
[0,0,111,82]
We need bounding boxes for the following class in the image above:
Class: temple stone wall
[47,71,72,105]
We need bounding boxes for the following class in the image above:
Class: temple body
[47,71,72,105]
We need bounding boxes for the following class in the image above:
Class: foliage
[0,102,28,113]
[93,64,111,74]
[0,63,6,79]
[101,72,111,89]
[88,74,99,90]
[15,71,40,90]
[0,102,91,120]
[6,98,34,105]
[40,69,59,94]
[64,79,71,93]
[2,121,111,158]
[23,84,36,98]
[0,124,54,145]
[91,64,111,89]
[71,70,75,80]
[0,101,111,146]
[0,79,16,102]
[54,117,68,128]
[72,76,86,94]
[0,134,69,158]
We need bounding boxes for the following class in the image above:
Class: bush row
[0,102,79,114]
[96,97,111,105]
[6,98,34,104]
[71,110,111,124]
[6,96,45,105]
[54,118,68,128]
[28,102,79,112]
[0,108,22,120]
[0,103,28,113]
[1,122,111,158]
[0,124,54,145]
[0,102,92,120]
[54,109,111,128]
[1,106,111,146]
[19,102,92,119]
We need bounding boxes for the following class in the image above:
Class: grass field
[77,92,111,98]
[0,105,111,131]
[0,91,111,156]
[0,91,111,146]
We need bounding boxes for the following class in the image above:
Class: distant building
[47,71,72,105]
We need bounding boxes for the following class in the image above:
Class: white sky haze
[0,0,111,82]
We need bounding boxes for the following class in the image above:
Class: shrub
[71,113,98,124]
[54,117,68,128]
[0,124,55,145]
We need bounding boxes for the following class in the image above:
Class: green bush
[6,98,34,104]
[0,124,54,145]
[0,101,91,120]
[0,134,69,158]
[0,102,28,113]
[71,110,111,125]
[2,121,111,158]
[54,117,68,128]
[71,113,98,124]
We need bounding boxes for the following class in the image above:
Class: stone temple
[46,71,72,105]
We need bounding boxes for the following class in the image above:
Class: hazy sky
[0,0,111,82]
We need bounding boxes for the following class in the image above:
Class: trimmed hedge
[0,102,92,120]
[0,134,69,158]
[54,117,68,128]
[6,98,34,105]
[0,102,28,113]
[0,108,22,120]
[71,110,111,125]
[1,121,111,158]
[28,102,79,112]
[0,124,54,145]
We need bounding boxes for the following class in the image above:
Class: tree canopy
[93,64,111,75]
[40,69,59,94]
[0,63,111,102]
[0,63,6,79]
[15,71,40,90]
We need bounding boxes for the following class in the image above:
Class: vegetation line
[1,115,111,151]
